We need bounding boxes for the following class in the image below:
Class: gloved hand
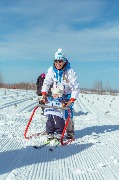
[41,93,47,104]
[65,100,73,107]
[39,99,45,105]
[65,98,75,107]
[62,102,67,107]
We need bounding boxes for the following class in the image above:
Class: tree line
[0,72,36,90]
[0,72,118,94]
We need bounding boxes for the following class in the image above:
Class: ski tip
[33,146,38,149]
[49,148,53,151]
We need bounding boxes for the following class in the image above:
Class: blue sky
[0,0,119,89]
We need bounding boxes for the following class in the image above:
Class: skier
[36,73,46,96]
[36,73,52,114]
[44,85,67,140]
[36,73,46,114]
[41,48,80,139]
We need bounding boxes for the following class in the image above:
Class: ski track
[0,89,119,180]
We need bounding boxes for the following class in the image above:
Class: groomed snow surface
[0,88,119,180]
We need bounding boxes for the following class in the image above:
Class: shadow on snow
[74,111,88,116]
[0,143,93,175]
[1,124,119,175]
[75,124,119,138]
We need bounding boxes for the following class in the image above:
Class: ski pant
[66,118,74,134]
[46,115,65,135]
[64,94,74,134]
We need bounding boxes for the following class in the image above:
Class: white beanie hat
[54,48,66,62]
[51,84,64,97]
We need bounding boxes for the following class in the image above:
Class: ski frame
[24,104,75,146]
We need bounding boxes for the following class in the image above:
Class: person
[36,73,46,96]
[41,48,80,139]
[36,73,52,97]
[36,73,46,114]
[36,73,52,114]
[43,85,67,140]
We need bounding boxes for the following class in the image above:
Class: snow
[0,88,119,180]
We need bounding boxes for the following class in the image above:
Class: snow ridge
[0,89,119,180]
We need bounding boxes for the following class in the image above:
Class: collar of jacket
[53,60,71,82]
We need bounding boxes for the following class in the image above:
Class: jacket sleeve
[41,66,53,94]
[67,69,80,99]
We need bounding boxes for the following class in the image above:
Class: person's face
[52,94,59,98]
[54,60,65,70]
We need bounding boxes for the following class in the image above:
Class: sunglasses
[54,60,64,63]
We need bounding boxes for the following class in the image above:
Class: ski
[49,139,60,151]
[33,140,50,149]
[33,138,61,151]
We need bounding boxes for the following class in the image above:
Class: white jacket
[41,65,80,99]
[44,99,65,119]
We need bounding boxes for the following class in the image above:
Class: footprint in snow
[98,163,106,168]
[110,156,119,164]
[73,167,96,174]
[73,168,85,174]
[113,159,119,164]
